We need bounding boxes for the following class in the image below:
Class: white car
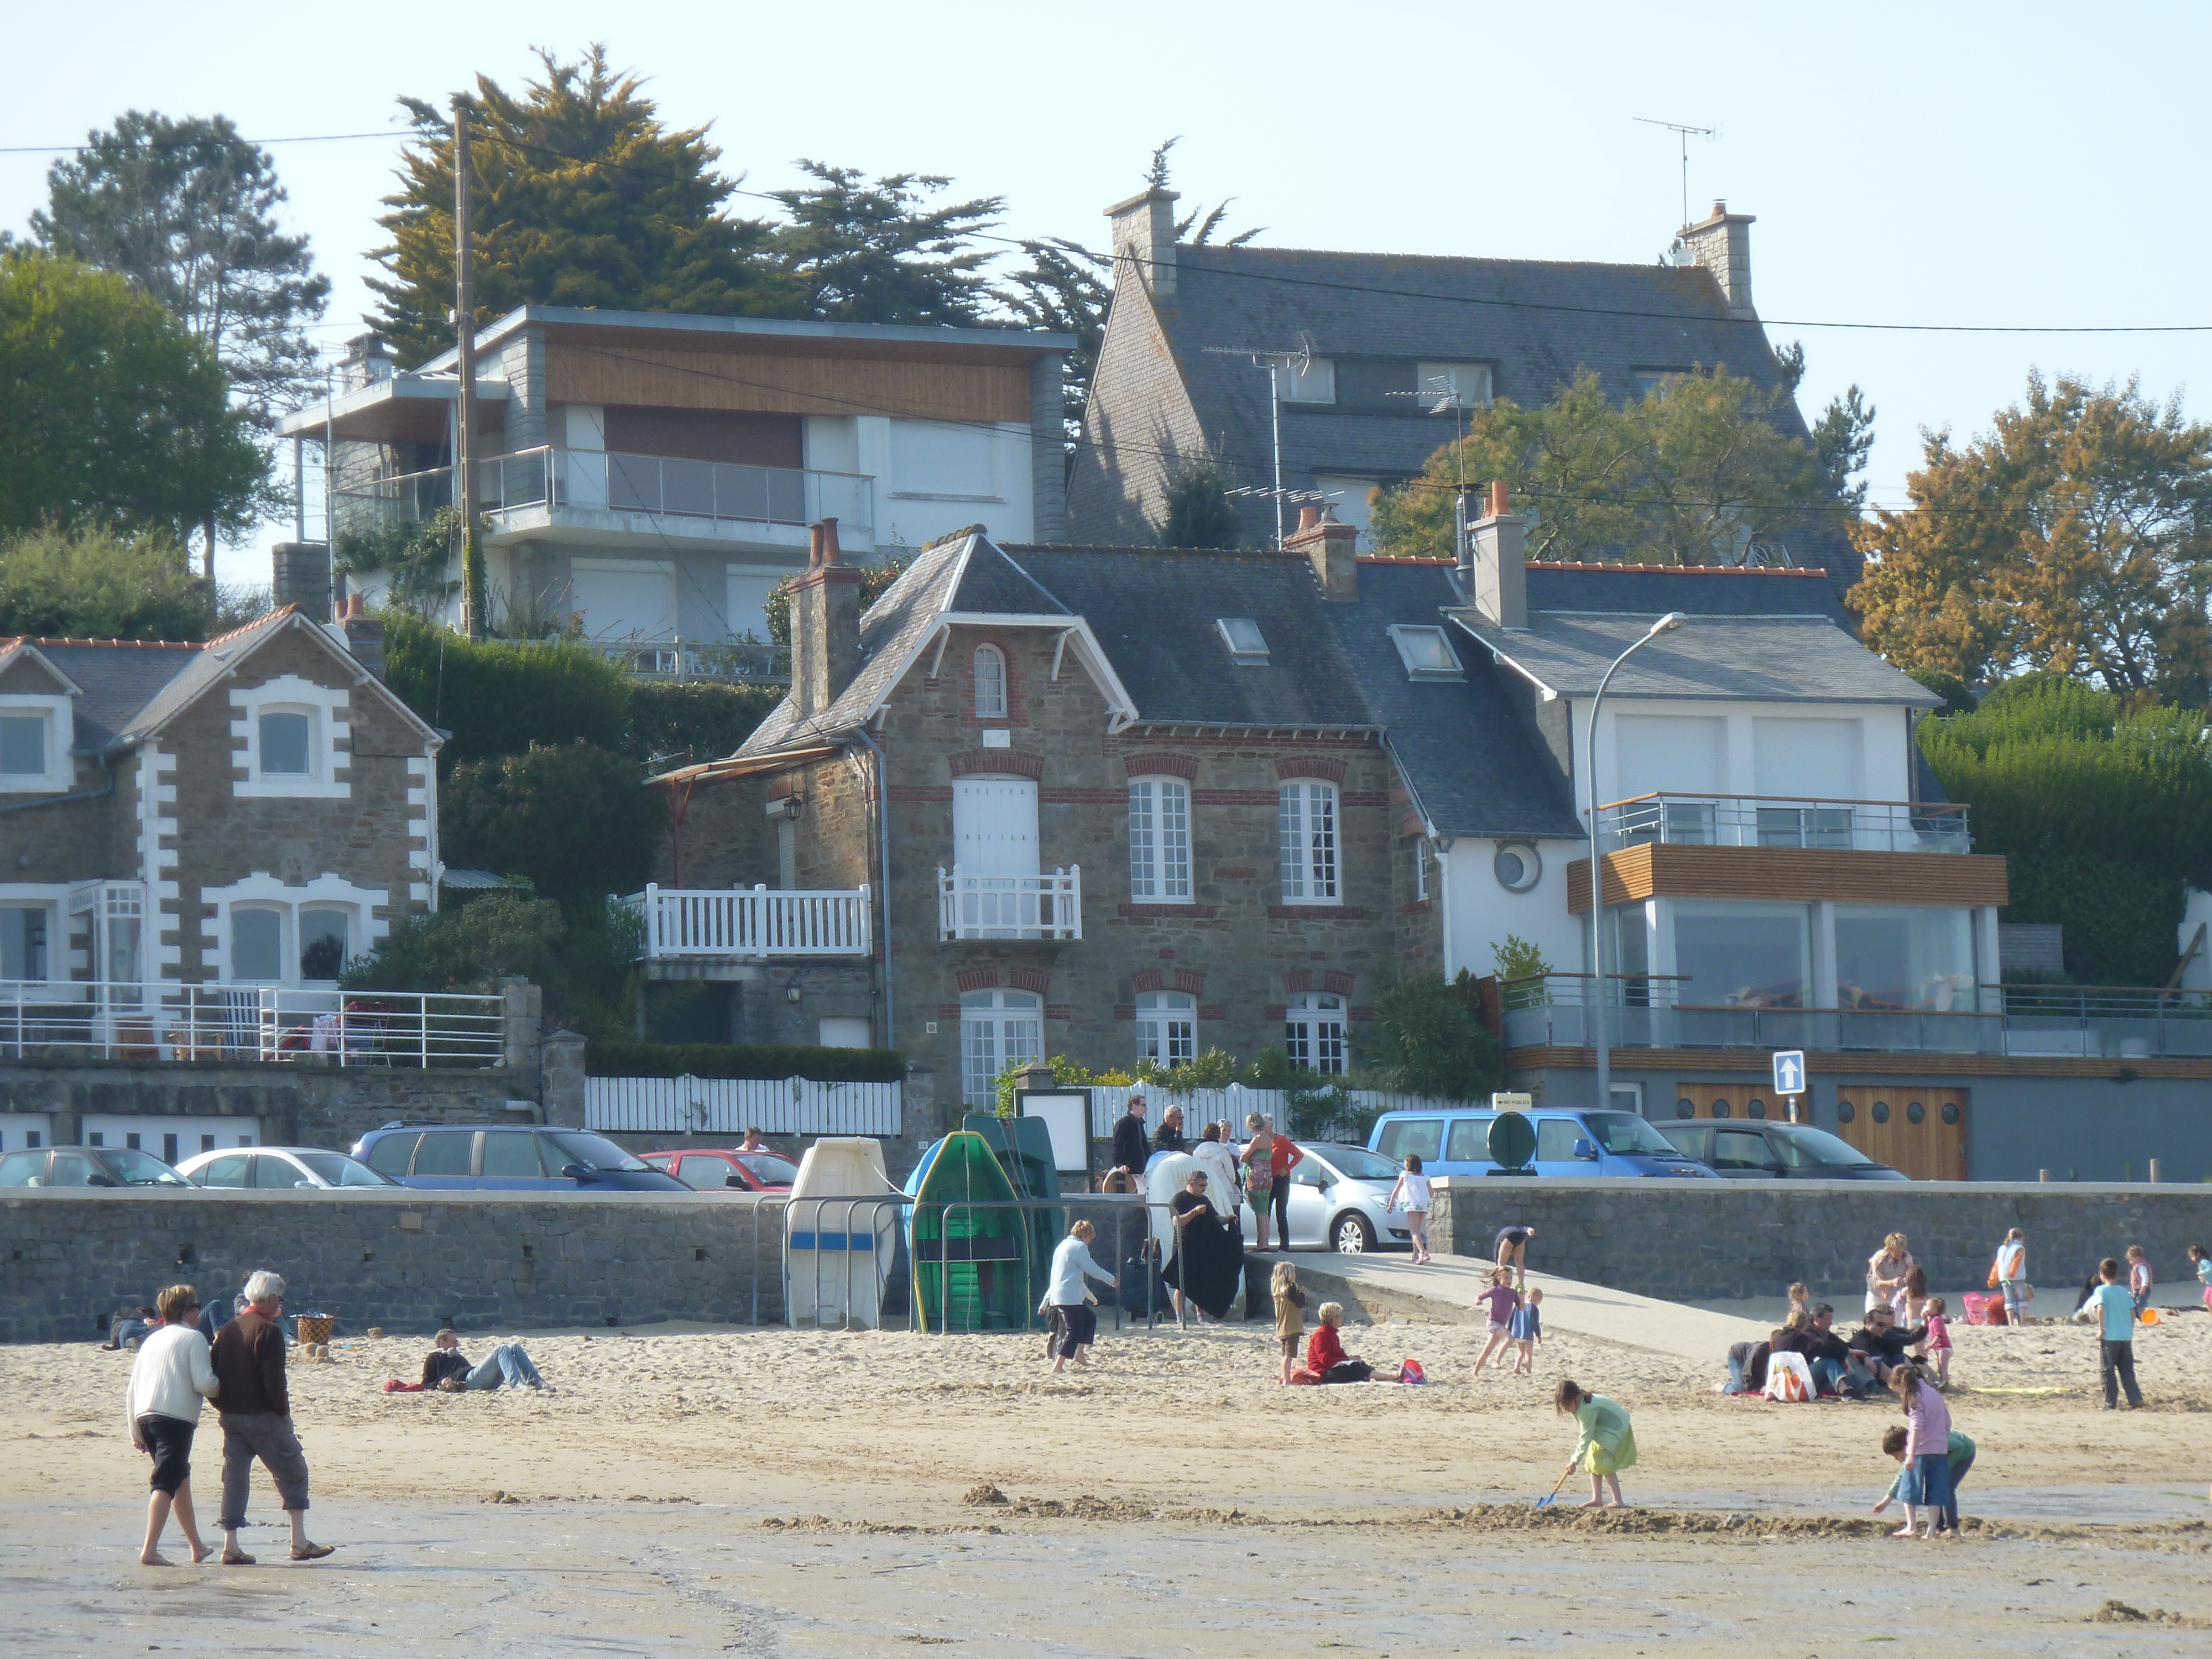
[176,1146,398,1191]
[1239,1141,1413,1254]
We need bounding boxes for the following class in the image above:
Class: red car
[640,1148,800,1193]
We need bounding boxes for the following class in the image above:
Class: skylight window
[1389,624,1463,680]
[1215,618,1270,665]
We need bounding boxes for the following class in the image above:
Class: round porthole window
[1940,1101,1960,1126]
[1906,1100,1926,1125]
[1712,1099,1731,1119]
[1747,1097,1767,1120]
[1871,1100,1891,1125]
[1838,1100,1856,1124]
[1494,842,1542,893]
[1675,1098,1695,1119]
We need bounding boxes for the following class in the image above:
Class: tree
[33,112,329,574]
[768,163,1001,325]
[1355,972,1504,1100]
[341,891,567,994]
[441,740,667,906]
[999,235,1110,446]
[368,46,794,366]
[764,558,907,645]
[0,523,210,640]
[1369,368,1820,565]
[0,249,264,544]
[1851,373,2212,703]
[1811,384,1876,512]
[1162,456,1239,547]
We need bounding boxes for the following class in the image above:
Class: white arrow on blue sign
[1771,1049,1807,1095]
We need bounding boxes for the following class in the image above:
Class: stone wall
[1431,1179,2212,1303]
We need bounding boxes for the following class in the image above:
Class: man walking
[2078,1257,2145,1409]
[209,1271,333,1564]
[1109,1094,1149,1187]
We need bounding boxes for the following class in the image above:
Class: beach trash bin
[1961,1292,1999,1326]
[296,1314,334,1346]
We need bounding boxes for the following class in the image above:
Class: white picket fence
[1083,1083,1472,1139]
[586,1075,902,1136]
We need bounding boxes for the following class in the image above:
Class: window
[1135,991,1197,1069]
[298,907,351,983]
[1376,1117,1443,1162]
[258,712,312,775]
[1128,778,1191,902]
[482,1134,543,1178]
[0,696,70,792]
[200,1154,251,1188]
[1416,362,1493,411]
[0,714,45,779]
[254,1154,303,1189]
[365,1133,419,1176]
[0,904,50,979]
[1405,836,1430,902]
[1714,1130,1780,1173]
[1535,1119,1583,1162]
[1494,842,1541,893]
[1276,357,1335,404]
[411,1132,474,1177]
[232,675,348,799]
[1634,369,1691,398]
[1278,783,1339,904]
[230,908,285,983]
[1215,618,1269,664]
[1446,1117,1495,1160]
[959,989,1041,1109]
[972,645,1006,719]
[1387,625,1462,680]
[1834,905,1977,1013]
[1285,992,1347,1074]
[1672,901,1811,1008]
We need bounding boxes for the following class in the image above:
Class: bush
[1354,971,1504,1100]
[625,679,782,765]
[1162,456,1239,548]
[586,1040,904,1082]
[383,613,630,768]
[0,523,211,640]
[2000,851,2184,987]
[441,741,667,907]
[341,893,566,995]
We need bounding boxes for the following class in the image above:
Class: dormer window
[973,645,1007,719]
[231,675,349,799]
[1276,358,1335,404]
[1216,618,1269,665]
[0,714,45,779]
[1388,625,1463,680]
[1416,362,1494,411]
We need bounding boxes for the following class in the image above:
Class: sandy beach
[4,1305,2208,1654]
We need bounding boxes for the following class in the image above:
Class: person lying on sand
[423,1329,552,1394]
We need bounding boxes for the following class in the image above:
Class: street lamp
[1587,612,1687,1113]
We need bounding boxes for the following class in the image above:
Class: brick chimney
[1105,186,1178,301]
[1680,200,1756,322]
[1467,481,1527,629]
[791,518,863,720]
[340,593,387,680]
[1286,503,1357,601]
[271,540,332,623]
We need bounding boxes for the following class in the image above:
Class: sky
[9,2,2212,590]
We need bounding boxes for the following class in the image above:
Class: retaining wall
[1431,1180,2212,1303]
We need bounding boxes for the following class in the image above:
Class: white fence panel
[1085,1083,1480,1139]
[585,1074,901,1137]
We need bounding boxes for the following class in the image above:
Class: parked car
[0,1146,189,1188]
[1239,1142,1415,1254]
[1657,1120,1909,1181]
[176,1146,398,1190]
[639,1149,800,1192]
[351,1124,689,1191]
[1370,1108,1717,1178]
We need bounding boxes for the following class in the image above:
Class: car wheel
[1332,1213,1374,1254]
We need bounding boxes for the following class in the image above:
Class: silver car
[176,1146,398,1191]
[1238,1141,1413,1254]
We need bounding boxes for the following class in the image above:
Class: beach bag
[1399,1358,1427,1385]
[1762,1353,1814,1402]
[1288,1365,1320,1386]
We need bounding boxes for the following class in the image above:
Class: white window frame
[1278,781,1340,905]
[959,988,1042,1109]
[0,696,73,794]
[1277,358,1335,404]
[1285,992,1347,1075]
[1410,836,1431,902]
[202,873,387,987]
[973,645,1008,719]
[227,903,289,985]
[1416,362,1494,411]
[231,675,349,799]
[1135,990,1197,1070]
[1127,776,1192,902]
[0,885,67,983]
[1387,624,1463,681]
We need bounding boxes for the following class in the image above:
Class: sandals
[291,1543,336,1562]
[222,1551,255,1566]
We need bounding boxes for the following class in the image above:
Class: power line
[0,131,399,154]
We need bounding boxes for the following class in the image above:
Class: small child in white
[1387,1155,1432,1264]
[1922,1295,1953,1387]
[1510,1287,1544,1375]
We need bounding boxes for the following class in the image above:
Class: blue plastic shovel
[1533,1467,1574,1509]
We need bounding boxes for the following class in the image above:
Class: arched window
[973,645,1007,719]
[298,906,354,983]
[1285,991,1347,1074]
[1135,990,1196,1069]
[1278,781,1339,904]
[1128,776,1191,901]
[959,988,1040,1107]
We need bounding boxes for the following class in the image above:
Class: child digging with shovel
[1554,1379,1636,1509]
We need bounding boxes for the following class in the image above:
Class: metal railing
[616,884,873,960]
[1992,983,2212,1059]
[937,865,1083,941]
[1596,794,1971,855]
[0,982,505,1067]
[586,638,790,684]
[586,1074,901,1135]
[331,448,552,534]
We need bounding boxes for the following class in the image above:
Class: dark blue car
[351,1124,690,1191]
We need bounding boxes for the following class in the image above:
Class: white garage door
[570,559,676,641]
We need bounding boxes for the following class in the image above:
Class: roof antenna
[1203,341,1322,549]
[1633,117,1717,254]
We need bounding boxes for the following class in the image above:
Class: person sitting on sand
[1798,1305,1854,1397]
[1846,1305,1927,1393]
[1555,1379,1635,1508]
[1305,1303,1402,1384]
[423,1328,551,1394]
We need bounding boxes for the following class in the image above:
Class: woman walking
[124,1284,220,1566]
[1554,1379,1636,1509]
[1044,1221,1117,1373]
[1867,1233,1914,1314]
[1993,1228,2028,1324]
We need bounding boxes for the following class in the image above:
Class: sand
[3,1303,2208,1654]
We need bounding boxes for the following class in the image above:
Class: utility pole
[452,94,484,640]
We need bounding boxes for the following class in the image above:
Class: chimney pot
[1296,504,1322,533]
[1285,503,1358,601]
[807,523,825,571]
[819,517,842,566]
[1487,480,1509,518]
[342,606,386,681]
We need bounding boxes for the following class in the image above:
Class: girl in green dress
[1555,1379,1636,1509]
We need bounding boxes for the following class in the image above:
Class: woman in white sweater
[124,1284,221,1566]
[1044,1221,1118,1374]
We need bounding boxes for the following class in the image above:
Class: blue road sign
[1772,1049,1807,1095]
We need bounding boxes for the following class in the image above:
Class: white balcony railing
[1597,794,1971,855]
[0,981,505,1067]
[620,885,873,961]
[937,866,1082,941]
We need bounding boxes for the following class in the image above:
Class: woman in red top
[1305,1302,1401,1383]
[1266,1117,1303,1249]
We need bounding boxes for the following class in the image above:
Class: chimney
[1679,200,1757,322]
[340,593,387,680]
[1286,503,1358,601]
[337,331,395,393]
[1104,186,1179,301]
[791,517,863,719]
[1468,481,1527,629]
[271,540,332,623]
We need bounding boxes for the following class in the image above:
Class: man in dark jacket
[1109,1095,1150,1187]
[1846,1305,1927,1393]
[1797,1304,1855,1395]
[208,1270,332,1565]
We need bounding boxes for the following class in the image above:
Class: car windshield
[293,1152,392,1187]
[546,1131,651,1172]
[1306,1144,1402,1181]
[1772,1126,1881,1169]
[1583,1113,1683,1157]
[105,1149,187,1186]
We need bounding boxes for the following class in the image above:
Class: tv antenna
[1204,332,1319,548]
[1633,116,1716,233]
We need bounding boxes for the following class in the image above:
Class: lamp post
[1586,613,1687,1113]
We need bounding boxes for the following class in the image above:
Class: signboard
[1771,1050,1807,1097]
[1016,1089,1092,1176]
[1490,1092,1533,1113]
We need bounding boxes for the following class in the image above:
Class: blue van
[1369,1108,1717,1179]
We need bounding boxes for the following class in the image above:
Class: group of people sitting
[1722,1296,1938,1401]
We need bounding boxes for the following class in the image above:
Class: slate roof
[1524,562,1852,626]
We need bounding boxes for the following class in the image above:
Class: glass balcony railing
[1596,794,1971,855]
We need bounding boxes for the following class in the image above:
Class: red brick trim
[948,748,1044,780]
[1198,1004,1226,1021]
[1131,968,1164,993]
[1008,966,1052,995]
[1124,754,1199,781]
[888,785,954,802]
[959,636,1029,729]
[1322,969,1356,997]
[1282,968,1314,993]
[1192,790,1277,807]
[1171,968,1207,995]
[1267,905,1369,920]
[1398,899,1434,916]
[1118,903,1219,919]
[1275,756,1346,784]
[935,1003,961,1019]
[1040,787,1125,804]
[1044,1004,1072,1020]
[954,967,1001,993]
[1114,1004,1136,1020]
[1263,1004,1287,1021]
[1349,1005,1376,1022]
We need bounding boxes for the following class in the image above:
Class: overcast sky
[10,3,2210,589]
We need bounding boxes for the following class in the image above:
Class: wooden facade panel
[1504,1045,2212,1081]
[546,344,1030,422]
[1567,845,2009,912]
[1834,1084,1970,1180]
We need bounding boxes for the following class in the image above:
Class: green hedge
[587,1040,905,1082]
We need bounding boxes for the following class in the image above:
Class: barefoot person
[1044,1220,1117,1374]
[124,1284,220,1566]
[1493,1224,1535,1290]
[209,1271,332,1564]
[1554,1378,1636,1508]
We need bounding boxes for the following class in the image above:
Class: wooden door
[1664,1082,1791,1123]
[1833,1086,1968,1180]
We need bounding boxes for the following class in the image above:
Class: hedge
[586,1040,906,1082]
